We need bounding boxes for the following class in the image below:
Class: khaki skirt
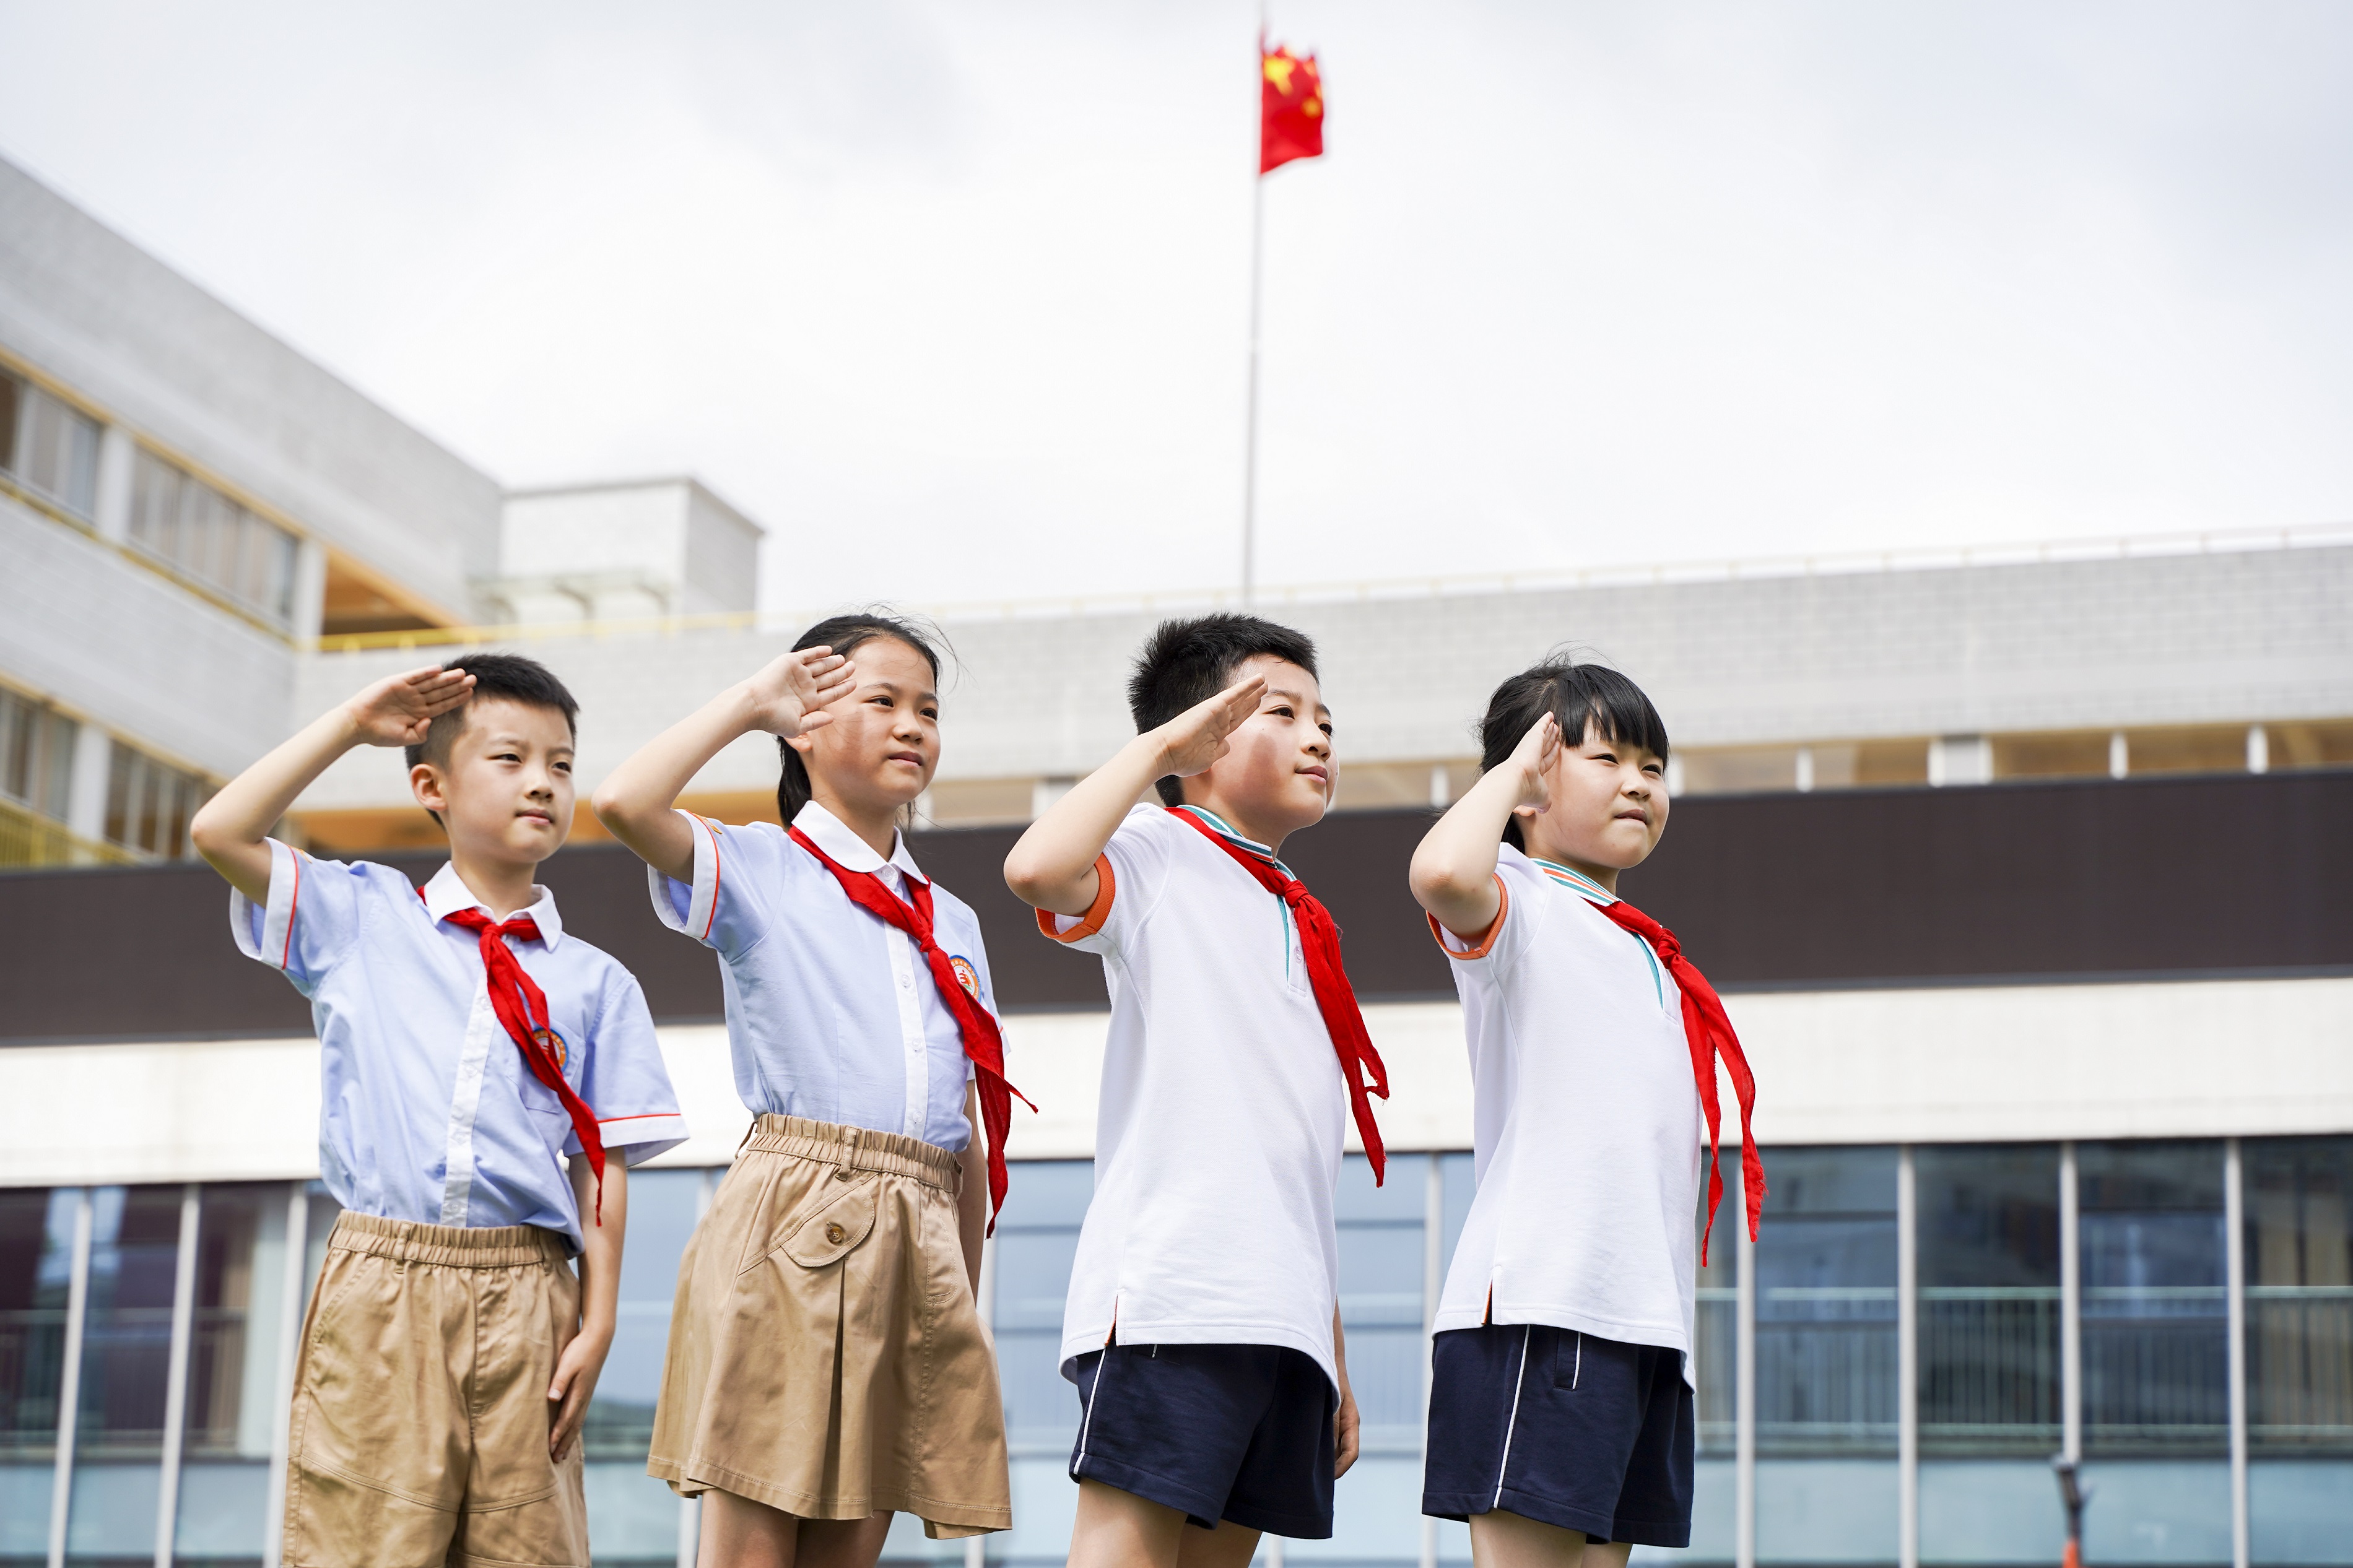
[648,1115,1010,1538]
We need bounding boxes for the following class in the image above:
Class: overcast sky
[2,1,2349,613]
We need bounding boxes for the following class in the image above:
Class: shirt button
[900,974,913,990]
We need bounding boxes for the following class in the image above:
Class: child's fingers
[799,711,834,733]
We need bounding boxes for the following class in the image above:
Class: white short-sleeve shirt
[1041,804,1347,1390]
[648,802,993,1150]
[231,842,689,1255]
[1432,846,1702,1377]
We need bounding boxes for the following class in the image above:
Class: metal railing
[0,795,138,869]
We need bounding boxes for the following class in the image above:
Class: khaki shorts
[284,1213,586,1568]
[648,1115,1011,1537]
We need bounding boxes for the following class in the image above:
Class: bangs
[1565,678,1671,763]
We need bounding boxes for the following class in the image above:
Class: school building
[4,151,2353,1568]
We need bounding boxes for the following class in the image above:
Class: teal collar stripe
[1529,857,1616,906]
[1173,805,1294,880]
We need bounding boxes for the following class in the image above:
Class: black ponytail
[1477,657,1670,851]
[776,611,947,826]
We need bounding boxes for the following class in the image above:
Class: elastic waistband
[328,1211,570,1268]
[745,1113,962,1192]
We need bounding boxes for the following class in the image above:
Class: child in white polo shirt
[593,612,1016,1563]
[189,652,686,1568]
[1004,613,1390,1568]
[1409,659,1762,1564]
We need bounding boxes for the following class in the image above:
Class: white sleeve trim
[645,809,721,945]
[228,838,302,970]
[595,1112,690,1166]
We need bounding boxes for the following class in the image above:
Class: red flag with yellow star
[1260,44,1323,174]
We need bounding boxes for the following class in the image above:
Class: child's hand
[1507,711,1560,820]
[1152,673,1268,781]
[342,665,475,747]
[546,1325,611,1462]
[740,646,856,738]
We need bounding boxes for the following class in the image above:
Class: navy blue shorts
[1422,1324,1694,1547]
[1066,1343,1337,1538]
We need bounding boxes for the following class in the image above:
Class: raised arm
[1002,673,1266,917]
[1407,711,1557,940]
[589,647,853,882]
[190,665,476,904]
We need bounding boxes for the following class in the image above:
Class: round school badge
[531,1026,568,1071]
[949,955,982,1002]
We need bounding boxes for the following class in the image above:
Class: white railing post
[2060,1143,2081,1465]
[1736,1215,1756,1568]
[261,1182,310,1568]
[1422,1154,1445,1568]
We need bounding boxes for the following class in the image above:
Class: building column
[289,538,329,643]
[2061,1141,2082,1465]
[92,423,134,545]
[1736,1216,1757,1568]
[1897,1146,1919,1568]
[261,1182,309,1568]
[153,1185,201,1568]
[2225,1138,2250,1568]
[65,721,110,842]
[46,1188,94,1568]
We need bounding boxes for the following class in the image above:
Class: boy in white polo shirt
[190,653,685,1568]
[1004,613,1389,1568]
[1408,659,1762,1564]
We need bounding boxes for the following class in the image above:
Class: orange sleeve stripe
[1034,854,1116,943]
[1426,873,1508,960]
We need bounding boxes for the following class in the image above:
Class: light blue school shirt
[232,842,688,1254]
[649,802,997,1151]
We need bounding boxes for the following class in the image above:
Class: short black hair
[1127,613,1320,808]
[1477,657,1671,851]
[403,652,580,774]
[776,611,946,826]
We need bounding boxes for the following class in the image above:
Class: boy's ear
[411,761,450,817]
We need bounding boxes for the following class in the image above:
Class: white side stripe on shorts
[1573,1330,1583,1390]
[1075,1346,1111,1471]
[1493,1325,1533,1510]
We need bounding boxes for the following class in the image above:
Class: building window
[0,1187,76,1543]
[105,741,211,861]
[1916,1143,2063,1455]
[0,688,77,822]
[0,368,102,519]
[128,447,300,626]
[2079,1140,2227,1455]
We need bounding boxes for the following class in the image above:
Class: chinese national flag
[1260,45,1324,174]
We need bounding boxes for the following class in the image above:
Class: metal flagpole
[1241,76,1265,607]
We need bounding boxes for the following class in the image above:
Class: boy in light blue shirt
[191,652,684,1567]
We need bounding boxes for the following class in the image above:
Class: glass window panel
[1756,1148,1897,1458]
[123,447,300,626]
[0,370,19,474]
[67,1185,185,1565]
[0,1189,74,1559]
[2079,1141,2226,1456]
[583,1167,701,1559]
[2246,1136,2353,1459]
[1336,1154,1424,1450]
[174,1183,300,1567]
[1916,1145,2061,1455]
[991,1160,1092,1453]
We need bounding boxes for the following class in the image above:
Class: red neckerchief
[1596,896,1764,1266]
[1166,807,1392,1184]
[430,895,609,1224]
[788,826,1032,1231]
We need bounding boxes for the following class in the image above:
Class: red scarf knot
[789,827,1033,1232]
[1167,808,1392,1184]
[433,899,609,1225]
[1596,896,1764,1267]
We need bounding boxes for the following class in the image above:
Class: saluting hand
[341,665,476,747]
[741,646,857,739]
[1508,711,1561,821]
[1152,673,1268,782]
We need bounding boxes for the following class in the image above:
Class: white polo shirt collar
[792,801,928,887]
[1172,803,1295,879]
[419,860,565,948]
[1528,855,1616,908]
